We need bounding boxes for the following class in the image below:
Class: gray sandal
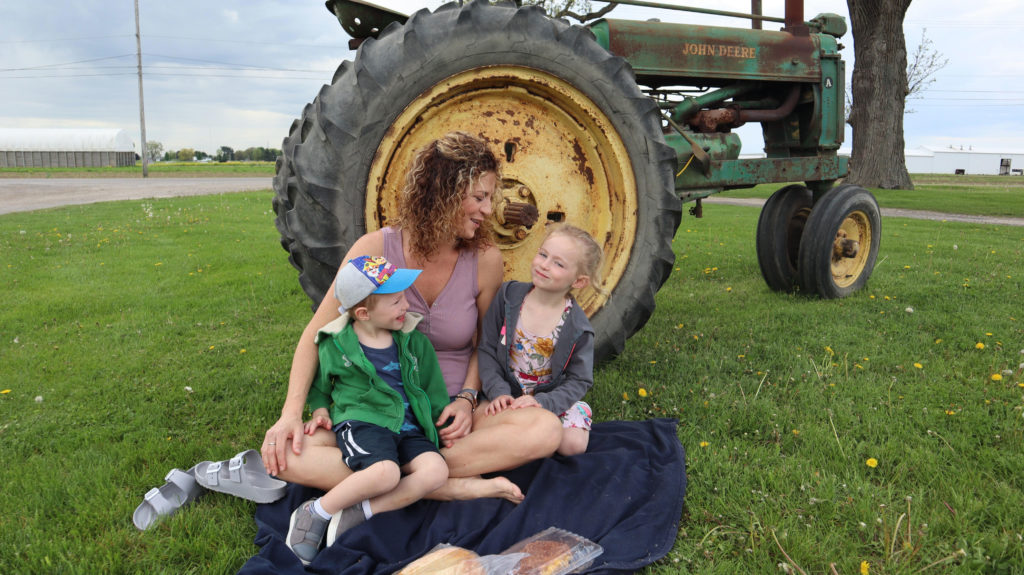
[193,449,287,503]
[133,464,206,530]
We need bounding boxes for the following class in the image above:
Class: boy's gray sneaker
[326,504,367,546]
[286,499,329,565]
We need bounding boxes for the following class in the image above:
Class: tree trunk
[846,0,914,190]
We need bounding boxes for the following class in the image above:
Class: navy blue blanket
[238,418,686,575]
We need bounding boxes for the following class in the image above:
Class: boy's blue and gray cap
[335,255,421,313]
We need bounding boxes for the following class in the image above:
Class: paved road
[0,177,272,216]
[703,196,1024,227]
[1,177,1022,227]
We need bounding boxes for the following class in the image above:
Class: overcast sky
[3,1,1022,156]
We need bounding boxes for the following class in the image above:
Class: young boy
[286,255,450,565]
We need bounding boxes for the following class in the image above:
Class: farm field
[0,185,1021,573]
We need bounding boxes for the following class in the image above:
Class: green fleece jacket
[308,312,449,447]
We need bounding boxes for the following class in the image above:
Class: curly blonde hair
[393,132,501,262]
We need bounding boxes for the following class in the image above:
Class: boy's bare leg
[320,460,400,515]
[367,452,449,513]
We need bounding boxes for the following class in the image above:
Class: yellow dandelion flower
[866,458,878,468]
[825,346,835,356]
[239,349,247,354]
[792,429,799,436]
[986,332,993,336]
[699,441,709,447]
[976,342,985,350]
[622,392,629,400]
[1,389,10,394]
[884,295,891,300]
[209,345,215,350]
[638,388,648,397]
[1018,383,1024,388]
[991,373,1003,381]
[861,560,870,575]
[934,338,942,344]
[945,409,956,415]
[869,294,875,299]
[914,363,923,369]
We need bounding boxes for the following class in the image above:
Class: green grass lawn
[1,190,1022,573]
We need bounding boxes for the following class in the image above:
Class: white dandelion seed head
[35,396,43,403]
[905,307,914,313]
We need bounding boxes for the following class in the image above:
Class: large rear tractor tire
[797,184,881,298]
[272,1,680,361]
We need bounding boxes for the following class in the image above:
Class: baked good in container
[397,545,484,575]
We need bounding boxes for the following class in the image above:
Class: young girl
[478,224,603,456]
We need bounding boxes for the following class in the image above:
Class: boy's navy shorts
[333,420,440,471]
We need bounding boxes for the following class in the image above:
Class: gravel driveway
[0,177,272,216]
[1,177,1022,227]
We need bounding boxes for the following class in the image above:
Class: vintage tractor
[272,0,880,360]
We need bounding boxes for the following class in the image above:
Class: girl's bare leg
[557,427,589,456]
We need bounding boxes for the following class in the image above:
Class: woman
[261,132,562,506]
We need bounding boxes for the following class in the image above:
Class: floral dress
[509,299,592,430]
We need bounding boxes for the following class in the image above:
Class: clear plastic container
[396,528,603,575]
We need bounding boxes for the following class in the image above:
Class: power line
[0,54,135,72]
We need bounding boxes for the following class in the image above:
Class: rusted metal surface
[675,155,847,194]
[364,66,640,315]
[593,19,821,86]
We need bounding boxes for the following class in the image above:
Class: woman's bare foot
[429,476,524,504]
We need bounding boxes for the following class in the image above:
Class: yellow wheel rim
[831,210,873,288]
[364,66,638,315]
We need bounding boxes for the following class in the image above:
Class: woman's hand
[261,413,304,476]
[304,408,332,435]
[510,395,541,410]
[436,398,474,448]
[485,394,515,416]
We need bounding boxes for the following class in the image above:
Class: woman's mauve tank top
[382,227,478,397]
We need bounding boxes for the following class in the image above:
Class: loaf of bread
[396,545,484,575]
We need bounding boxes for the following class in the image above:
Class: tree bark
[846,0,914,190]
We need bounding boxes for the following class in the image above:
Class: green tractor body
[273,0,881,360]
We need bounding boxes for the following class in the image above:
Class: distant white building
[905,146,1024,176]
[0,128,136,168]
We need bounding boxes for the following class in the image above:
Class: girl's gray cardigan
[477,281,595,415]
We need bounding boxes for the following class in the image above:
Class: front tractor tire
[797,185,881,298]
[272,1,680,361]
[755,184,814,292]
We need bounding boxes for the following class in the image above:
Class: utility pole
[135,0,149,177]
